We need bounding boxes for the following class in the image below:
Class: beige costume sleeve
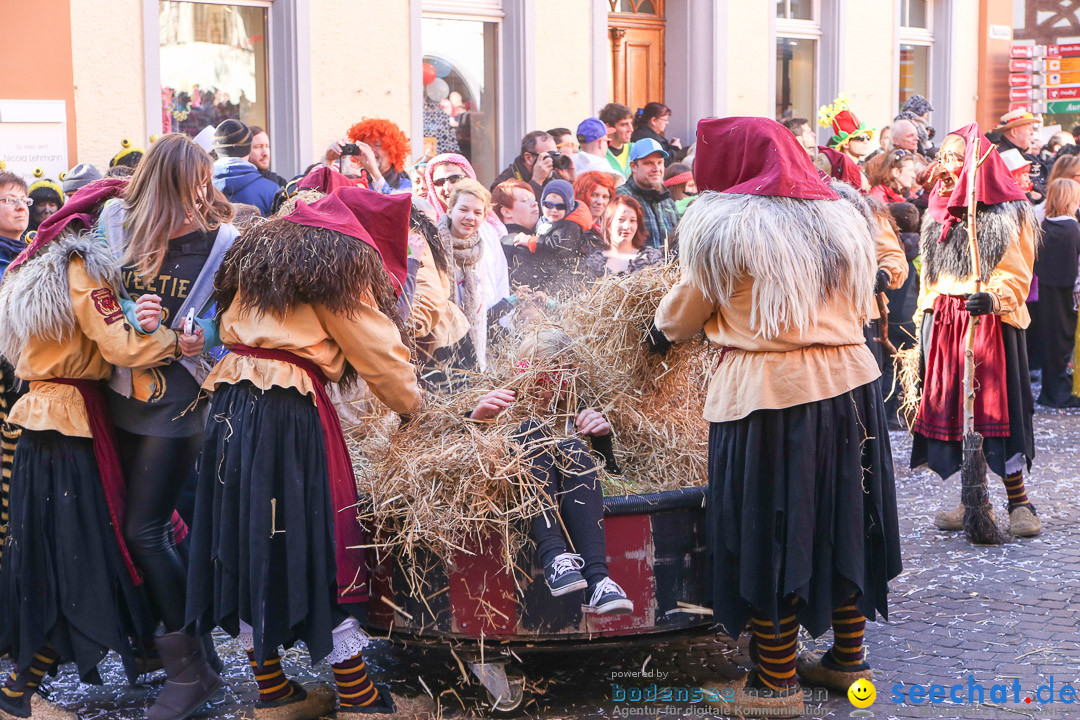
[316,301,423,415]
[654,277,714,342]
[69,257,182,367]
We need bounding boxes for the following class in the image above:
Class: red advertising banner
[1009,74,1034,87]
[1047,43,1080,58]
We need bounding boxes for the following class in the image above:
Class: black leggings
[515,420,609,586]
[117,429,202,632]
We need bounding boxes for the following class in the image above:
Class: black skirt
[0,430,153,684]
[911,320,1035,479]
[1035,285,1078,407]
[185,382,362,665]
[707,383,901,640]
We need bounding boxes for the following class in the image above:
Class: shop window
[899,44,930,108]
[421,16,499,185]
[776,37,817,121]
[159,1,269,138]
[898,0,933,111]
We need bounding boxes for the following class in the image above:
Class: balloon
[425,78,450,103]
[430,57,453,79]
[423,62,436,85]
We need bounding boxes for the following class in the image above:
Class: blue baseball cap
[576,117,607,144]
[629,138,670,162]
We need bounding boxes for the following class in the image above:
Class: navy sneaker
[544,553,587,596]
[584,577,634,615]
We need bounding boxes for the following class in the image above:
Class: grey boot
[147,631,223,720]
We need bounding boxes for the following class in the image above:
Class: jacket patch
[91,288,125,325]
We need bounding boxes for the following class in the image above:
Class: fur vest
[920,200,1039,286]
[0,233,121,367]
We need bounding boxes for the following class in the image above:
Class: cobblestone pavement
[11,405,1080,719]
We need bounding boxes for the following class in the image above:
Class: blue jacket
[211,157,279,216]
[0,235,24,280]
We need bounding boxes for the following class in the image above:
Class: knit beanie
[61,163,103,194]
[541,179,575,211]
[213,119,253,158]
[901,94,934,118]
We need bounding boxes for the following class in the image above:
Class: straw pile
[346,262,714,576]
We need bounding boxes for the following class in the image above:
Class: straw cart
[365,486,713,715]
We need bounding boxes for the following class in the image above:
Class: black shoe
[146,631,223,720]
[544,553,587,597]
[584,577,634,615]
[338,684,396,714]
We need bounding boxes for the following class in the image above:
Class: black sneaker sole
[547,578,588,596]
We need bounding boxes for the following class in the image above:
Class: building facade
[0,0,1026,187]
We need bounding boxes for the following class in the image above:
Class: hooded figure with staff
[909,124,1041,541]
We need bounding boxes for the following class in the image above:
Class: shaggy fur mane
[920,200,1039,285]
[675,185,876,338]
[0,232,121,366]
[213,217,409,387]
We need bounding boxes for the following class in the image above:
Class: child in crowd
[469,329,633,615]
[508,179,598,299]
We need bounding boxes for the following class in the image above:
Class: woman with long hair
[867,149,918,204]
[586,195,662,277]
[573,171,617,234]
[630,102,682,157]
[97,133,240,720]
[1035,178,1080,407]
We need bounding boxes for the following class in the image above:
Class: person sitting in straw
[468,328,634,616]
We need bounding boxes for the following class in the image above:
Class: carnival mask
[936,149,964,196]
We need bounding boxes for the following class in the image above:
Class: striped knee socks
[1003,472,1031,511]
[1,647,59,701]
[247,648,295,704]
[830,601,867,667]
[750,611,800,692]
[332,651,378,708]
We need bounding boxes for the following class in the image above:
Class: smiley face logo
[848,678,876,708]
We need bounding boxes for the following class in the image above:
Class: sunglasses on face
[542,201,567,211]
[852,135,871,143]
[433,174,465,188]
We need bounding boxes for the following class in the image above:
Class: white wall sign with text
[0,100,68,183]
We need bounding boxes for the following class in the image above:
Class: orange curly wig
[347,118,410,173]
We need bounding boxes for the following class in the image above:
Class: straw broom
[961,135,1006,545]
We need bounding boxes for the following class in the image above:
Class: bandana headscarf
[927,123,1028,241]
[694,117,839,200]
[424,153,504,234]
[424,153,476,216]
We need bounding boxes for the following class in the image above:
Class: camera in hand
[547,150,573,171]
[340,143,361,156]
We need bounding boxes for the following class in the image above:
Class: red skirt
[912,295,1010,442]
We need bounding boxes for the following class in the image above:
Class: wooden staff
[961,134,1005,545]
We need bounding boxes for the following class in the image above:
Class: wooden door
[609,0,665,109]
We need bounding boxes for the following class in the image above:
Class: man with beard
[615,138,678,251]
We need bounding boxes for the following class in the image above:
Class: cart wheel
[468,661,526,716]
[483,671,525,716]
